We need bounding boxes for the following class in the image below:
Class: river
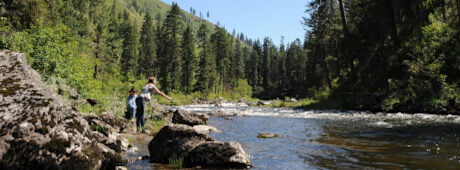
[127,103,460,169]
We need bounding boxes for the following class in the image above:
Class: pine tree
[159,3,184,91]
[3,0,48,29]
[278,41,287,94]
[139,13,157,77]
[195,23,217,93]
[154,13,163,76]
[181,25,197,92]
[90,0,112,79]
[247,40,262,89]
[120,11,140,79]
[233,40,245,85]
[210,27,231,92]
[262,37,273,90]
[285,39,306,97]
[103,0,124,77]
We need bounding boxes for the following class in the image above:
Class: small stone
[257,133,279,139]
[115,166,128,170]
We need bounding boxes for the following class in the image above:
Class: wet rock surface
[149,109,252,168]
[257,133,280,139]
[148,124,214,163]
[184,141,252,168]
[192,125,221,134]
[172,109,208,126]
[0,51,127,169]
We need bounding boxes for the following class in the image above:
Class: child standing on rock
[136,76,172,133]
[125,87,137,120]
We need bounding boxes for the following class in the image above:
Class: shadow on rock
[148,109,252,168]
[0,51,127,169]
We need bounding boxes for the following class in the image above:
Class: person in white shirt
[135,76,172,133]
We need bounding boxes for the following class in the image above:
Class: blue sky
[160,0,308,46]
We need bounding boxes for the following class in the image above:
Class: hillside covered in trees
[1,0,459,114]
[1,0,255,112]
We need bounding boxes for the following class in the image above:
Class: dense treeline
[244,0,459,113]
[306,0,460,113]
[1,0,459,114]
[0,0,254,108]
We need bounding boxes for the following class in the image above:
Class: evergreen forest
[1,0,459,114]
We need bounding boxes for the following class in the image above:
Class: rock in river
[257,133,280,139]
[0,50,126,169]
[184,141,252,168]
[148,123,252,168]
[172,109,208,126]
[148,124,214,163]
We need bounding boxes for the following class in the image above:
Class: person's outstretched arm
[152,86,172,100]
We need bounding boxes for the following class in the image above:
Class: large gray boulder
[84,114,130,153]
[184,141,252,168]
[148,124,214,163]
[172,109,208,126]
[148,124,252,168]
[0,50,126,169]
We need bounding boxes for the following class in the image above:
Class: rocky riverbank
[0,51,129,169]
[1,50,251,169]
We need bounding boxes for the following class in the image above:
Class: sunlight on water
[172,103,460,127]
[170,104,460,169]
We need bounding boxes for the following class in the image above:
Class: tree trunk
[338,0,349,35]
[441,0,446,20]
[93,64,98,79]
[457,0,460,22]
[389,0,400,47]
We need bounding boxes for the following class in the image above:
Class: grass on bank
[168,155,184,169]
[260,98,343,110]
[156,91,258,106]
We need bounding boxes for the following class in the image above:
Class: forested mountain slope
[1,0,459,114]
[1,0,253,114]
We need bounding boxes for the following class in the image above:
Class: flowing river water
[127,103,460,169]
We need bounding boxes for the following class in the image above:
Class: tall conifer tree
[181,25,197,92]
[120,11,140,79]
[195,23,217,93]
[139,13,157,77]
[159,3,184,91]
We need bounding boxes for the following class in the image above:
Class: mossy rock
[257,133,279,139]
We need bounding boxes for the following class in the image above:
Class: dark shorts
[125,107,136,120]
[135,96,145,128]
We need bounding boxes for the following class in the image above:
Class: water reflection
[175,104,460,169]
[312,120,460,169]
